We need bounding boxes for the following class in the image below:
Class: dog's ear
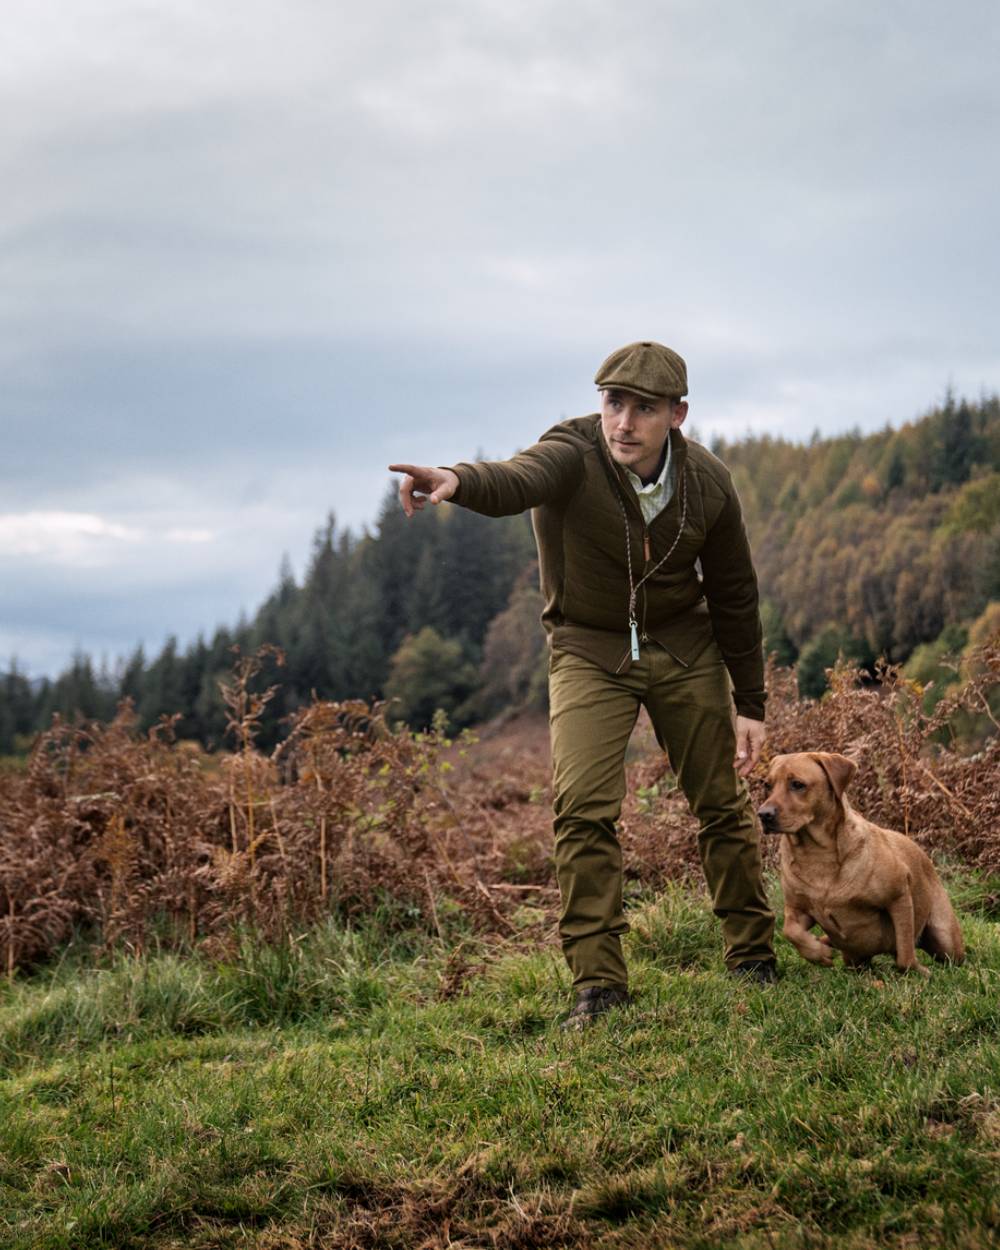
[811,752,857,801]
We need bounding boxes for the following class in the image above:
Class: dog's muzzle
[757,805,782,834]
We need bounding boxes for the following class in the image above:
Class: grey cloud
[2,0,998,674]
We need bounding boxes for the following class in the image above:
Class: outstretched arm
[387,464,460,518]
[390,426,585,519]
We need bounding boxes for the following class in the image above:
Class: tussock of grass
[0,920,428,1072]
[3,878,1000,1248]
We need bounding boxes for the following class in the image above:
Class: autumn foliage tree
[2,391,998,742]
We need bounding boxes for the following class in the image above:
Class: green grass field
[3,875,1000,1249]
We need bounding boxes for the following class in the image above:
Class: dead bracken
[0,639,997,974]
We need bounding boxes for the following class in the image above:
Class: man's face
[600,389,688,481]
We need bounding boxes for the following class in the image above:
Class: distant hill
[2,392,998,751]
[714,391,999,695]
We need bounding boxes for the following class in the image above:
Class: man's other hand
[734,716,766,778]
[387,465,459,518]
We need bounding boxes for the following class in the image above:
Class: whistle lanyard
[613,466,688,661]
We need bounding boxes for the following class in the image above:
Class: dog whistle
[630,621,640,661]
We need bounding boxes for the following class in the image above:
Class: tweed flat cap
[594,341,688,399]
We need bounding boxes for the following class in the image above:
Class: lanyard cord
[612,464,689,632]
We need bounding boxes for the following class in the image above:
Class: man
[390,341,775,1027]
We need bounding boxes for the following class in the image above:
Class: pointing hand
[387,464,459,518]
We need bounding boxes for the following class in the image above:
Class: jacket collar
[594,418,688,519]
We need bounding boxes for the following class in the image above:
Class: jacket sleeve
[448,426,584,517]
[698,475,767,721]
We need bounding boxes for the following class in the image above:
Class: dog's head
[757,751,856,835]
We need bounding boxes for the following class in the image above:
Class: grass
[2,878,1000,1249]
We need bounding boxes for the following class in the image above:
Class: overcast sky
[3,0,999,677]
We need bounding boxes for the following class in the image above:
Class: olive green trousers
[548,641,774,988]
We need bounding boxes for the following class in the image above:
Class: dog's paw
[901,962,931,980]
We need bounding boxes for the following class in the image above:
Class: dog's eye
[789,779,806,792]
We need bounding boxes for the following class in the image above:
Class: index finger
[387,467,419,516]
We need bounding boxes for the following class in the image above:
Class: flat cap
[594,340,688,399]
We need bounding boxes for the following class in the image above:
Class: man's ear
[811,752,857,801]
[670,400,689,430]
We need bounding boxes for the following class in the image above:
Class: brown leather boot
[560,985,631,1030]
[728,959,779,985]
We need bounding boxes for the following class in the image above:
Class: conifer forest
[3,392,997,754]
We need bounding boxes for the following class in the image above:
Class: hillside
[2,636,999,1246]
[4,878,1000,1249]
[717,392,1000,692]
[1,392,998,750]
[2,669,1000,1247]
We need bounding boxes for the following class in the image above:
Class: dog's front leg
[783,903,834,966]
[888,888,930,978]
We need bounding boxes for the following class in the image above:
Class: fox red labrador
[758,752,964,976]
